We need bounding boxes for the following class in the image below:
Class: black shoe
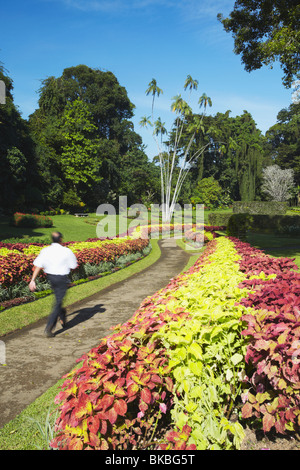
[44,328,55,338]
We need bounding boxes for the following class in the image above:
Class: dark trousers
[46,274,69,332]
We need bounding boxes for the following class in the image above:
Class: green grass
[0,377,66,450]
[0,214,109,243]
[247,231,300,270]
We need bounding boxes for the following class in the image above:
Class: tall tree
[218,1,300,87]
[29,65,148,208]
[187,110,266,201]
[146,78,163,120]
[265,103,300,185]
[184,75,199,93]
[0,64,39,212]
[261,164,295,202]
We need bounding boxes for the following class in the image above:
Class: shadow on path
[54,304,106,336]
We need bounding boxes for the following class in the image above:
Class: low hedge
[233,201,288,215]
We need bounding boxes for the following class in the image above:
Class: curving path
[0,238,191,428]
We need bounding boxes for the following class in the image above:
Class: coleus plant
[230,238,300,435]
[153,237,250,450]
[128,223,225,240]
[51,238,228,450]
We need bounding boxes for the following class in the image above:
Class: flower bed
[0,238,150,310]
[50,235,300,450]
[128,223,225,241]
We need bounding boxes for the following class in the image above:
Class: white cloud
[48,0,232,18]
[55,0,178,12]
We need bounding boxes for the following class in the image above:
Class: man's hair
[51,232,63,243]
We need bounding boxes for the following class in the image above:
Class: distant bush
[10,212,53,228]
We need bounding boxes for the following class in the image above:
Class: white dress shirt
[33,243,78,275]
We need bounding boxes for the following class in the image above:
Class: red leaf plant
[231,238,300,435]
[158,424,197,450]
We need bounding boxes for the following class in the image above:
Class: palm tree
[139,115,152,129]
[184,75,199,93]
[154,117,167,142]
[171,95,192,116]
[146,78,163,120]
[198,93,212,110]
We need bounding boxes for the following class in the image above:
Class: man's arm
[29,266,42,292]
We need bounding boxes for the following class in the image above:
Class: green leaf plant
[153,237,251,449]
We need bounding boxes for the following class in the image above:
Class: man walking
[29,232,78,337]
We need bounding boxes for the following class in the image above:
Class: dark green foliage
[218,1,300,88]
[28,64,158,209]
[188,110,266,202]
[265,103,300,186]
[227,213,249,240]
[227,213,300,238]
[0,66,40,213]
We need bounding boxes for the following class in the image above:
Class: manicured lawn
[247,232,300,269]
[0,214,104,243]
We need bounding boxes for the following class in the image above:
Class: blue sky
[0,0,293,159]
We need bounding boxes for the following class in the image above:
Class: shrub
[10,212,53,228]
[191,177,224,209]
